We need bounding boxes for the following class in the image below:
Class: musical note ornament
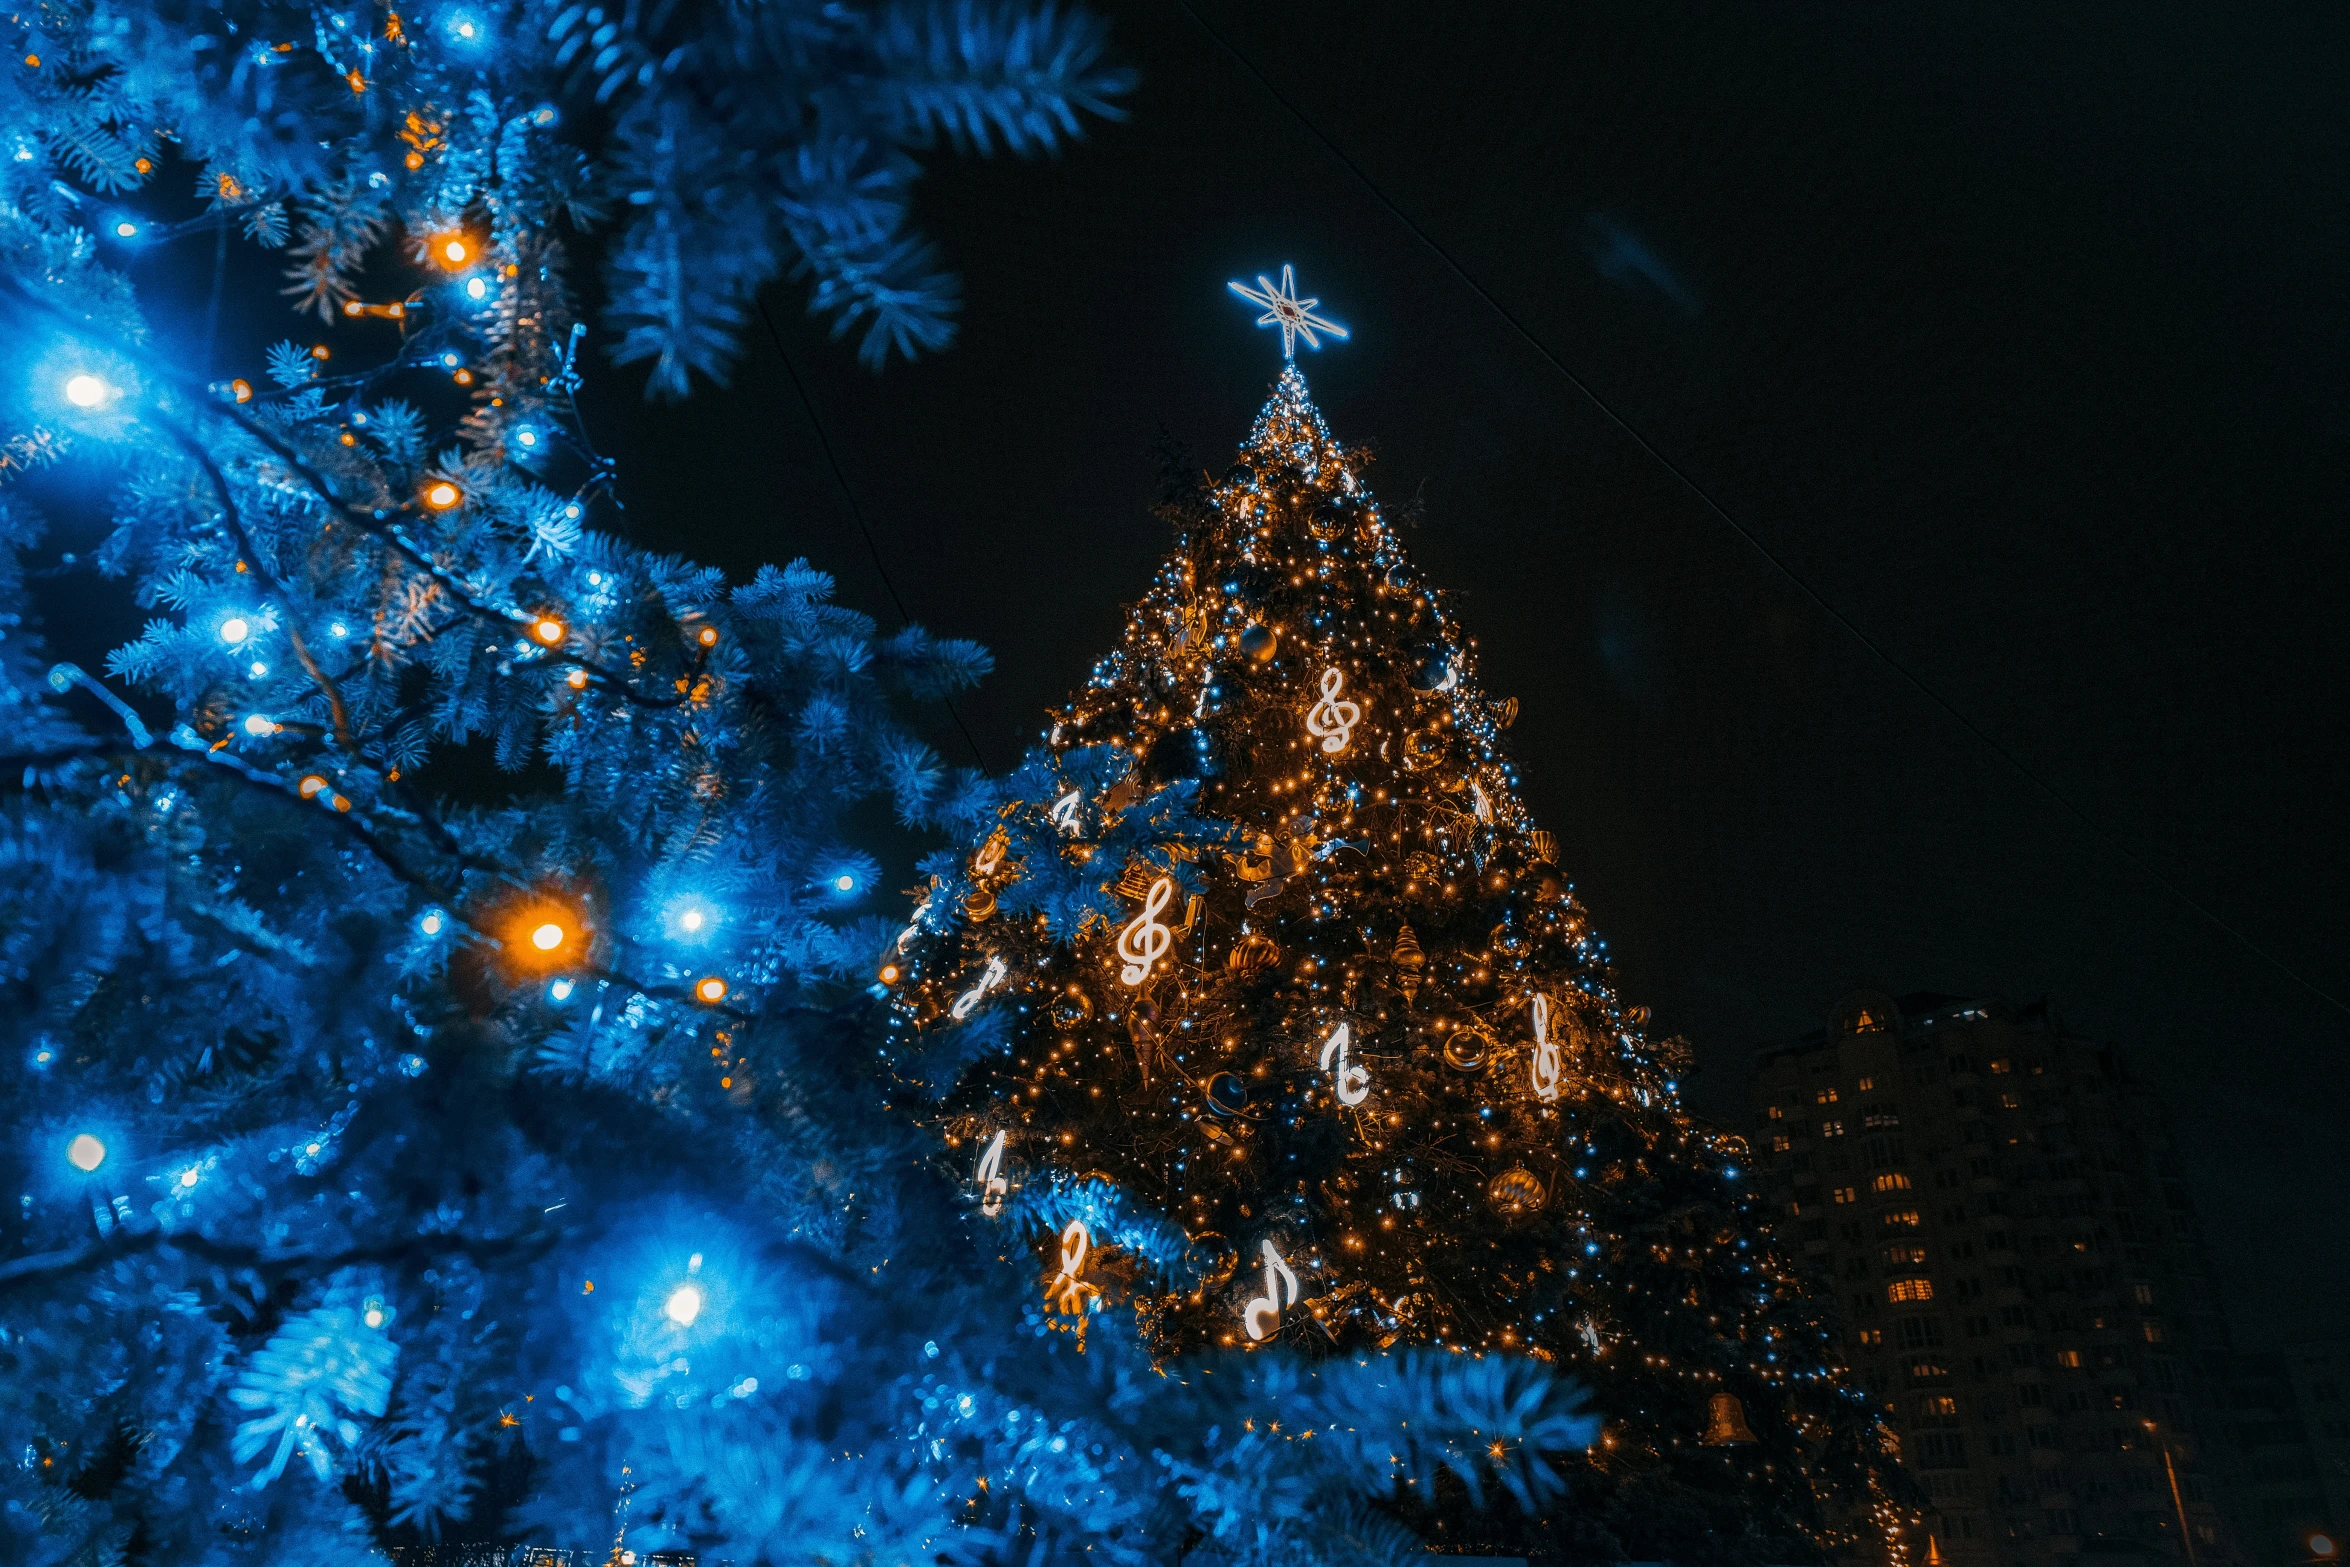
[1116,876,1176,987]
[974,1130,1009,1216]
[1318,1022,1371,1107]
[1530,993,1563,1103]
[894,892,933,955]
[949,955,1009,1019]
[1241,1239,1301,1342]
[972,832,1006,876]
[1304,666,1361,754]
[1048,788,1082,836]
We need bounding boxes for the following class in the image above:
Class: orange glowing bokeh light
[497,892,589,976]
[694,976,729,1004]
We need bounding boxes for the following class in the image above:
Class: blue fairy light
[66,1133,108,1173]
[440,6,488,47]
[417,907,447,937]
[663,895,722,942]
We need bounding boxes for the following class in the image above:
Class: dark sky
[37,3,2337,1349]
[572,2,2350,1348]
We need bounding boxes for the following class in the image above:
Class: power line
[754,297,990,774]
[1177,0,2348,1020]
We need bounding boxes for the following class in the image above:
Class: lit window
[1833,1186,1858,1204]
[1920,1395,1960,1416]
[2141,1321,2165,1343]
[1767,1105,1783,1120]
[2000,1092,2021,1109]
[1908,1360,1950,1382]
[1989,1058,2012,1074]
[1858,1328,1885,1346]
[1882,1209,1923,1229]
[1820,1120,1846,1137]
[2132,1283,2154,1306]
[2055,1349,2082,1368]
[1817,1088,1840,1104]
[1873,1172,1914,1192]
[1888,1278,1934,1303]
[1771,1135,1791,1153]
[1881,1245,1929,1267]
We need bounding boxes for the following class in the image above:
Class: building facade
[1746,992,2238,1567]
[2222,1347,2350,1567]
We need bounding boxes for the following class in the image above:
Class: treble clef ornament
[1048,788,1082,836]
[1530,993,1563,1103]
[1242,1239,1301,1342]
[1303,666,1361,754]
[1047,1218,1096,1315]
[1116,876,1175,987]
[1318,1022,1371,1107]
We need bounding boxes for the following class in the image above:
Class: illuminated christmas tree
[890,272,1905,1564]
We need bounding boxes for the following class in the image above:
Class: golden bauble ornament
[1226,929,1282,978]
[1442,1021,1494,1073]
[1486,1167,1546,1214]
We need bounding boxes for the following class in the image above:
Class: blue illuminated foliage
[0,0,1133,398]
[0,6,1595,1563]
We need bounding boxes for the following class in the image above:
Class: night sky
[39,4,2350,1348]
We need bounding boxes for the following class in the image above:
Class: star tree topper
[1227,264,1349,359]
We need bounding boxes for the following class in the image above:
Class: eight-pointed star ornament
[1227,264,1349,359]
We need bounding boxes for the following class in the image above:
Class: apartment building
[1748,991,2238,1567]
